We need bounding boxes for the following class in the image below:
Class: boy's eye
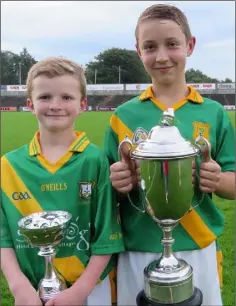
[63,95,73,100]
[39,95,51,100]
[168,41,179,47]
[144,45,155,50]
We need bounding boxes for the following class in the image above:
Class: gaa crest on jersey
[192,122,210,141]
[79,182,94,199]
[132,127,148,145]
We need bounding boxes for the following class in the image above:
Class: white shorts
[85,275,112,306]
[117,242,222,306]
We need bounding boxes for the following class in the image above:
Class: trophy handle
[195,132,211,163]
[118,136,146,214]
[189,133,211,211]
[118,135,133,162]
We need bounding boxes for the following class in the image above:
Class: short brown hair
[135,4,192,41]
[26,57,87,101]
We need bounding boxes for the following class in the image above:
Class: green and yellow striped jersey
[1,131,124,289]
[103,86,235,253]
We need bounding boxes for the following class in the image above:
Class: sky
[1,1,235,82]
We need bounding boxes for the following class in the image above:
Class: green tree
[19,48,37,84]
[1,51,20,85]
[85,48,151,84]
[221,77,233,83]
[185,68,219,83]
[1,48,37,85]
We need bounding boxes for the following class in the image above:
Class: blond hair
[26,57,87,101]
[135,4,192,41]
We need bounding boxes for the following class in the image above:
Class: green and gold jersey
[103,86,235,254]
[1,131,125,290]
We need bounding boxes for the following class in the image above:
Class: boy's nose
[155,47,169,63]
[49,98,62,109]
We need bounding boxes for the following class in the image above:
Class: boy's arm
[1,203,27,295]
[216,171,235,199]
[214,109,235,200]
[1,248,43,305]
[1,204,42,305]
[70,254,111,296]
[45,255,111,306]
[1,248,33,295]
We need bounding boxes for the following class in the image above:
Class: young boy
[103,4,235,306]
[1,57,124,306]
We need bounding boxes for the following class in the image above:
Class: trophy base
[144,257,194,303]
[137,287,202,306]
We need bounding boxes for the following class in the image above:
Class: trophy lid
[131,108,200,160]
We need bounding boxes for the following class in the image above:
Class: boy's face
[136,19,195,85]
[28,75,86,132]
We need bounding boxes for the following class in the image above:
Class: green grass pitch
[1,111,235,306]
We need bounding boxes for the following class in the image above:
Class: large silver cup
[18,210,72,304]
[119,108,210,304]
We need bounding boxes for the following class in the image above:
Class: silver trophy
[18,210,72,304]
[119,109,210,305]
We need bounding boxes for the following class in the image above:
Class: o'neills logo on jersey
[132,127,148,145]
[41,183,67,192]
[12,192,31,200]
[78,182,95,200]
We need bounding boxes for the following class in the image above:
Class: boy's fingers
[110,162,130,172]
[110,170,132,181]
[113,178,132,189]
[117,183,133,193]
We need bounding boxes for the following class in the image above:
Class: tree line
[1,47,233,85]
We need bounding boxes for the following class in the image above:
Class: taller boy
[103,4,235,306]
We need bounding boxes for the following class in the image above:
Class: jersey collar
[139,85,204,104]
[29,131,90,156]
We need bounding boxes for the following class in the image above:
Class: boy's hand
[45,287,85,306]
[110,143,140,193]
[14,283,42,306]
[192,159,221,193]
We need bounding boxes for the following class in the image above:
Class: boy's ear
[187,36,196,57]
[27,98,35,114]
[80,97,87,112]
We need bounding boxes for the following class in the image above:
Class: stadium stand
[1,96,27,110]
[1,93,234,110]
[201,94,235,106]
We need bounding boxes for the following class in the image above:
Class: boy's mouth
[155,66,174,72]
[45,114,67,117]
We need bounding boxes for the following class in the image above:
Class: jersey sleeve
[102,113,120,165]
[215,108,235,172]
[90,153,125,255]
[1,192,14,248]
[102,112,142,207]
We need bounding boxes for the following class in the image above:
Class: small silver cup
[18,210,72,304]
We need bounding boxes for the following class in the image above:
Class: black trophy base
[136,287,203,306]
